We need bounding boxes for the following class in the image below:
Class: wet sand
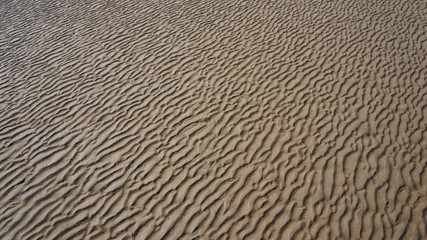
[0,0,426,239]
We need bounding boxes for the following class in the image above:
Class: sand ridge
[0,0,426,239]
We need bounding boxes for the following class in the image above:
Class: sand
[0,0,426,239]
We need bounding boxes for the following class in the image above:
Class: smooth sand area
[0,0,426,239]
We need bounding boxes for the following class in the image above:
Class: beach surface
[0,0,426,239]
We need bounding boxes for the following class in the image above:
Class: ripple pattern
[0,0,426,239]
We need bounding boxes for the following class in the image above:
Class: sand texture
[1,0,427,239]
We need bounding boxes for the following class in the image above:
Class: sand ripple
[0,0,426,239]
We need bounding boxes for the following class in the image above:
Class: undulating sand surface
[1,0,427,239]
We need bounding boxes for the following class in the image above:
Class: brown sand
[0,0,426,239]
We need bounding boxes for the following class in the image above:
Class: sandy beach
[0,0,426,239]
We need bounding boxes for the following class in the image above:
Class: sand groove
[0,0,426,239]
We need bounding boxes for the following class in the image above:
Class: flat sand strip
[0,0,426,239]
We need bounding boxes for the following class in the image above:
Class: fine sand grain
[1,0,426,239]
